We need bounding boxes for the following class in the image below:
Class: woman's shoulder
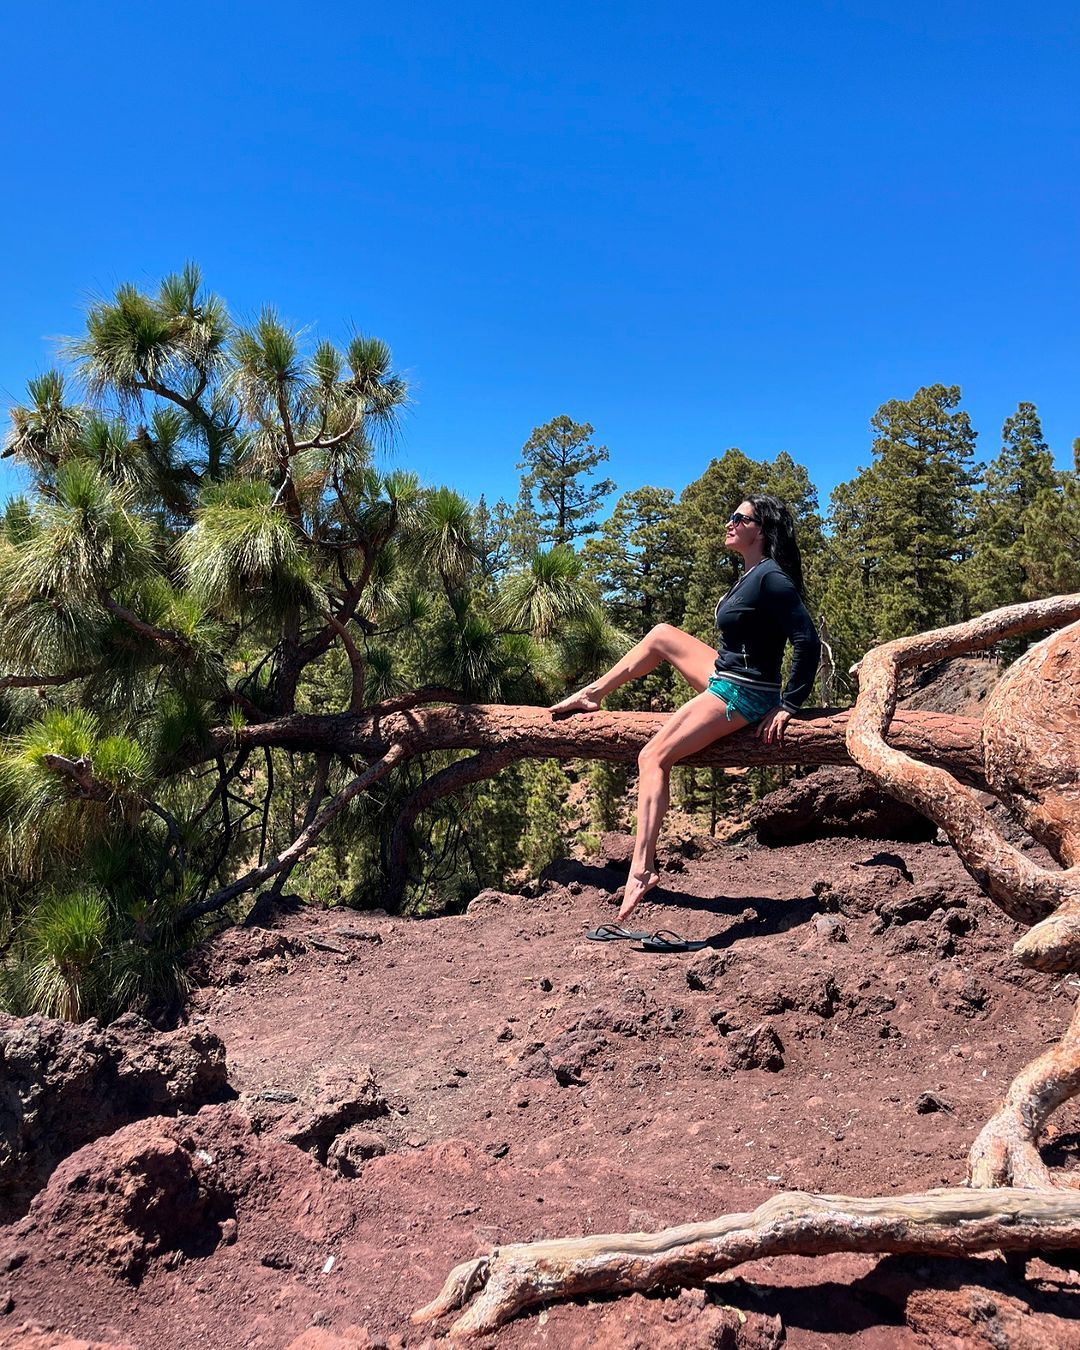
[759,559,794,590]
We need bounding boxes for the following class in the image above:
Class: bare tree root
[846,596,1080,963]
[968,993,1080,1189]
[412,1187,1080,1338]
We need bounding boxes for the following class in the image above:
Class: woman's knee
[637,739,669,775]
[646,622,678,651]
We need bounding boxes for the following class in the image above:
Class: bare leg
[551,623,718,712]
[621,692,749,920]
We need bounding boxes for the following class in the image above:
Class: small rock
[0,1293,13,1315]
[219,1217,238,1245]
[686,950,730,991]
[466,889,515,914]
[727,1024,785,1072]
[814,914,847,942]
[327,1128,387,1177]
[277,1064,388,1161]
[792,974,840,1018]
[538,977,553,992]
[709,1008,740,1035]
[915,1091,953,1115]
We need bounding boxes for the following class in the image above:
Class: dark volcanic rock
[0,1012,229,1222]
[899,653,999,716]
[750,766,935,844]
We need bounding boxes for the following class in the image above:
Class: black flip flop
[637,929,711,953]
[586,923,652,942]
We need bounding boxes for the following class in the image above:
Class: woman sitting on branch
[552,495,821,919]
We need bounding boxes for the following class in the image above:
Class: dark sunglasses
[728,511,758,527]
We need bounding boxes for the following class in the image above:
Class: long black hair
[746,494,806,596]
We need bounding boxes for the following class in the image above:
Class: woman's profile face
[724,500,761,550]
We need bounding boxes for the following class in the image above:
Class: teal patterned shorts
[706,676,780,723]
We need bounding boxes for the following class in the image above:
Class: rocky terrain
[2,800,1079,1349]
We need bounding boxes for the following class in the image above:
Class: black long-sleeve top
[713,559,821,712]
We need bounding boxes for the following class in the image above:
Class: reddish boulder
[0,1012,228,1222]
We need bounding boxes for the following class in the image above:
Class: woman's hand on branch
[756,706,790,745]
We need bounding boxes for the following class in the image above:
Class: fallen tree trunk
[209,706,985,781]
[412,1186,1080,1338]
[196,706,983,915]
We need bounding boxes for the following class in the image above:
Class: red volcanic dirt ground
[3,831,1080,1349]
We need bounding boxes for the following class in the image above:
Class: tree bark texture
[967,992,1080,1189]
[983,621,1080,869]
[211,705,986,782]
[412,1187,1080,1338]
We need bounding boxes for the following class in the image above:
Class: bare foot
[619,868,659,921]
[550,687,602,714]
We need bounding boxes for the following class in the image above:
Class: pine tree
[467,762,526,883]
[520,759,572,874]
[473,495,516,584]
[582,486,692,635]
[507,480,541,566]
[967,403,1058,613]
[518,416,615,546]
[0,267,612,1017]
[1019,472,1080,597]
[821,384,979,665]
[586,760,628,834]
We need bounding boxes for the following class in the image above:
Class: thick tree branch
[41,754,111,801]
[133,372,229,476]
[42,754,185,880]
[368,687,468,714]
[846,595,1080,949]
[101,594,196,653]
[295,411,362,452]
[386,747,519,908]
[0,668,96,691]
[322,610,366,713]
[202,705,987,786]
[413,1187,1080,1338]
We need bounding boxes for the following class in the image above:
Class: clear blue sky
[1,1,1077,511]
